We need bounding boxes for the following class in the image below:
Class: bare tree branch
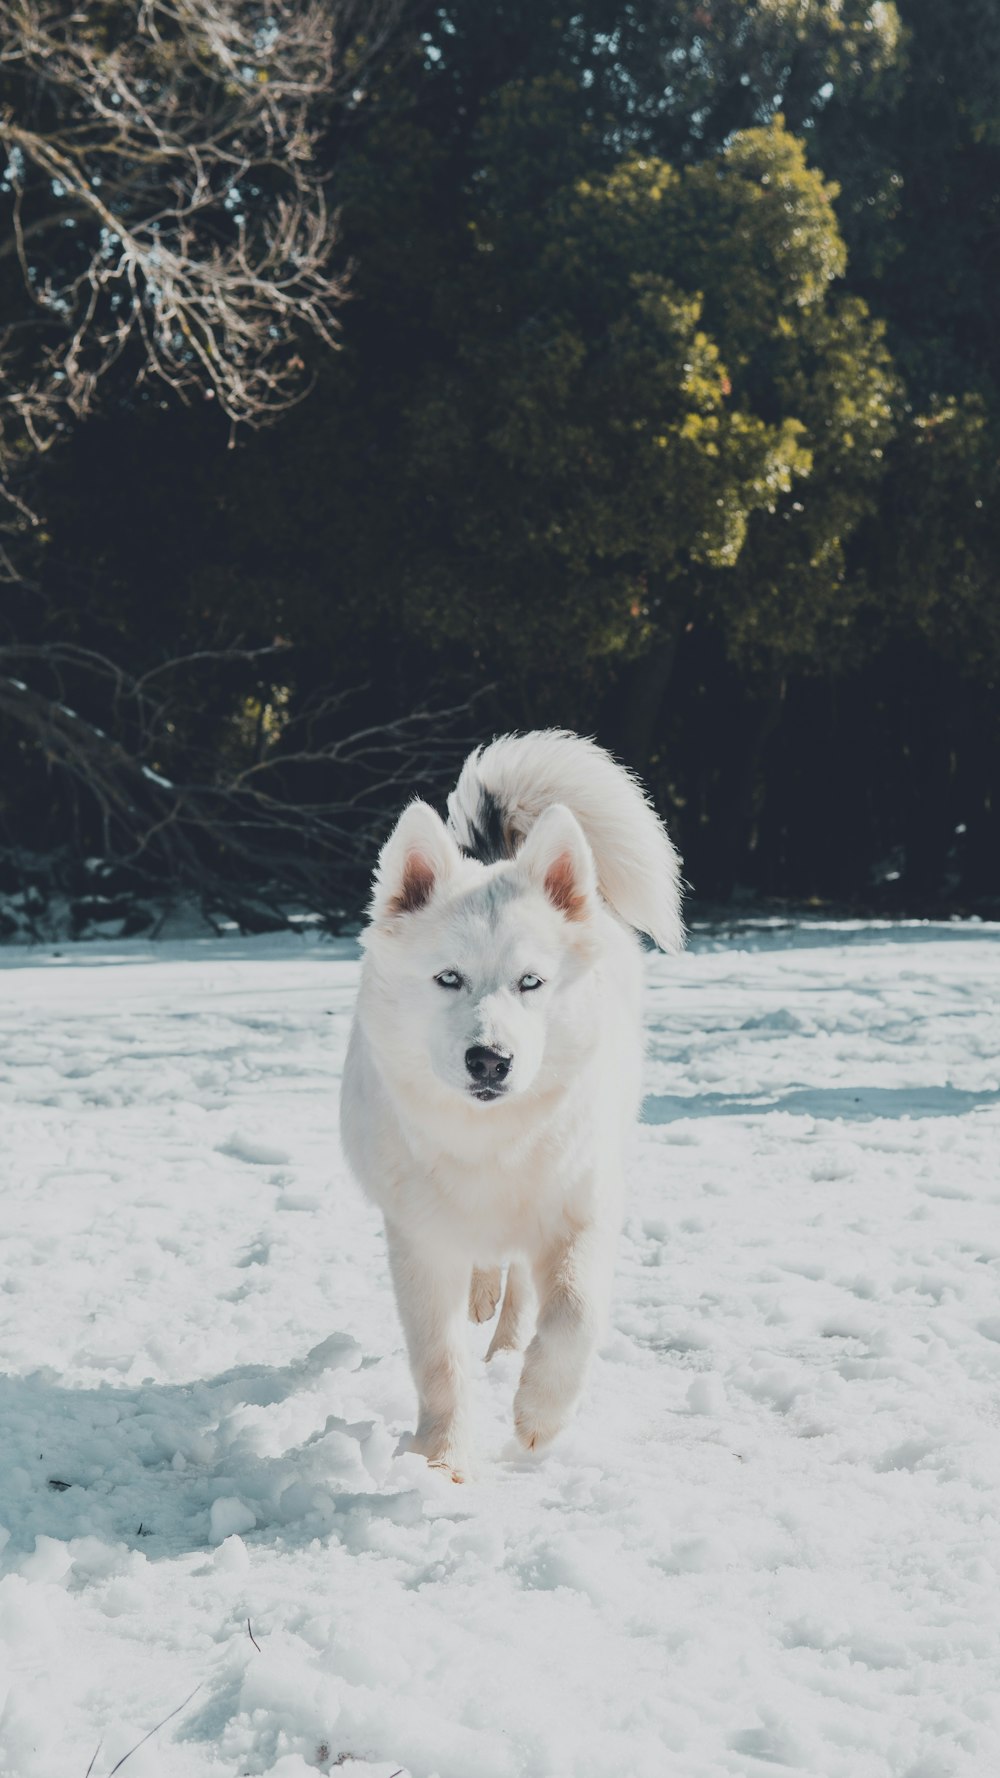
[0,0,406,517]
[0,641,483,929]
[0,0,427,931]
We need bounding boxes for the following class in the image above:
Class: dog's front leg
[386,1223,472,1480]
[514,1218,613,1452]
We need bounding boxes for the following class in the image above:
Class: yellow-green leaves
[403,95,895,676]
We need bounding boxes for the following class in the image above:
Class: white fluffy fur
[448,729,684,954]
[340,729,683,1477]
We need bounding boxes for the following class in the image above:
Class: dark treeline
[1,0,998,933]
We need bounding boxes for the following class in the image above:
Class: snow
[209,1499,258,1544]
[0,920,998,1778]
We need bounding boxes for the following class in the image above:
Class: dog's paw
[409,1423,472,1482]
[486,1322,522,1361]
[468,1265,502,1324]
[485,1264,529,1358]
[428,1454,469,1484]
[512,1370,571,1453]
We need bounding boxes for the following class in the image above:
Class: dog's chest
[428,1165,559,1257]
[412,1118,596,1259]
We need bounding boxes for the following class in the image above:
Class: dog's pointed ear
[370,800,460,926]
[516,804,597,923]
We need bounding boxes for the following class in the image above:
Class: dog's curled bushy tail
[446,730,684,954]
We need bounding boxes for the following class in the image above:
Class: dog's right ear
[370,800,460,926]
[516,803,597,923]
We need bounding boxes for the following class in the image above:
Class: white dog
[341,730,682,1478]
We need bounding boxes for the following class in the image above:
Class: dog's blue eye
[519,974,544,992]
[435,970,463,990]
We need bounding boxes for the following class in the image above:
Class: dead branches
[0,1,438,926]
[0,0,404,500]
[0,639,479,927]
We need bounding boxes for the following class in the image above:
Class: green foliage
[880,396,1000,674]
[329,99,894,692]
[424,1,903,158]
[707,292,899,668]
[817,0,1000,400]
[812,0,1000,682]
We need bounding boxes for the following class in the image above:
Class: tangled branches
[0,0,402,513]
[0,0,427,928]
[0,640,479,928]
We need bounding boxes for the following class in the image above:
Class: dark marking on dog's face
[459,789,513,866]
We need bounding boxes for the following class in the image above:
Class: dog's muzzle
[464,1044,512,1101]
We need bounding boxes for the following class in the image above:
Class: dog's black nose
[465,1045,512,1085]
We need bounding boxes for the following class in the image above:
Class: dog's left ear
[516,804,597,922]
[371,800,460,926]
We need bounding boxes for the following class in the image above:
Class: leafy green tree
[341,100,896,744]
[420,1,902,162]
[818,0,1000,402]
[810,0,1000,896]
[877,396,1000,674]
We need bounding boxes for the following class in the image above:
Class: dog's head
[361,800,601,1105]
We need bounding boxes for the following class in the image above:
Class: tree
[0,0,429,930]
[417,0,903,163]
[807,0,1000,898]
[337,101,896,732]
[0,0,404,539]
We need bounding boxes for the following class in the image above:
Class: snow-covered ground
[1,921,999,1778]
